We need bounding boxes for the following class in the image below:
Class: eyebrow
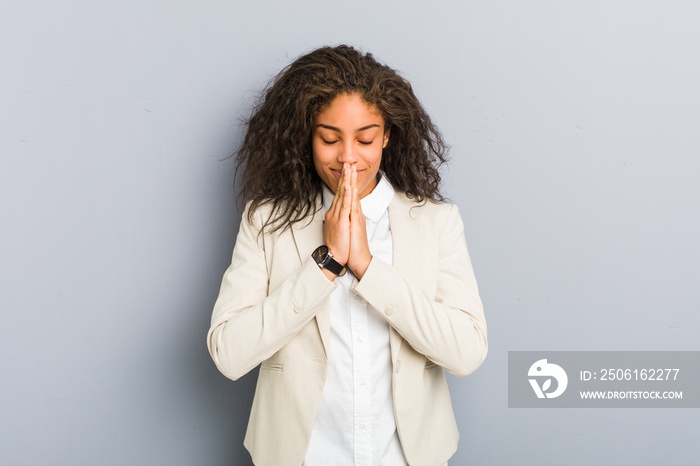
[315,123,381,133]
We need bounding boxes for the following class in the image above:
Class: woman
[207,45,487,466]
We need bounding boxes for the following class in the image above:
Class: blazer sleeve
[353,203,487,377]
[207,203,337,381]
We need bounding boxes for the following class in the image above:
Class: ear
[382,128,390,148]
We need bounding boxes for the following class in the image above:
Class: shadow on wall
[177,157,257,465]
[195,183,257,465]
[188,230,258,464]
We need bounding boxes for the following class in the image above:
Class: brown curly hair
[236,44,449,233]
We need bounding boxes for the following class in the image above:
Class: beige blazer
[207,192,487,466]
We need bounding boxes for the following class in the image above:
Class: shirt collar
[321,173,395,223]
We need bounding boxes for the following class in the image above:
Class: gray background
[2,1,699,465]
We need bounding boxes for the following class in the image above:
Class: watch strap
[312,245,347,277]
[322,254,346,277]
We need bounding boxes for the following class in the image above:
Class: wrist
[320,267,337,282]
[351,254,372,280]
[325,245,347,266]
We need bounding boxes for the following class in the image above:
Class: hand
[323,163,352,267]
[347,165,372,279]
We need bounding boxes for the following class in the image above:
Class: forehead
[315,93,383,125]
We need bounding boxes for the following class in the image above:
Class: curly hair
[236,44,449,233]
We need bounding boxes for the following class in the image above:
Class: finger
[353,184,363,216]
[329,165,347,219]
[350,168,358,217]
[337,165,348,207]
[343,163,351,190]
[335,167,345,197]
[341,177,352,214]
[328,182,340,215]
[341,181,351,213]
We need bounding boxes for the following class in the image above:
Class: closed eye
[358,140,374,145]
[321,138,339,145]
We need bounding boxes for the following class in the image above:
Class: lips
[330,168,366,175]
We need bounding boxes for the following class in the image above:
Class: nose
[337,140,358,164]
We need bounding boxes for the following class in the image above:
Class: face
[312,93,389,199]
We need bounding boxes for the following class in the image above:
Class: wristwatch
[311,245,347,277]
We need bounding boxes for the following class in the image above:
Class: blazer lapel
[290,198,324,264]
[387,193,422,365]
[290,197,331,359]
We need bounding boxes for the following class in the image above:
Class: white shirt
[304,175,406,466]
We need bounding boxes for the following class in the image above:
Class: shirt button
[395,359,401,373]
[385,307,394,316]
[293,303,302,314]
[359,424,366,430]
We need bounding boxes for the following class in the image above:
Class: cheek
[312,147,336,186]
[312,143,334,166]
[363,147,383,167]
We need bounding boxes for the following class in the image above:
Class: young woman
[207,45,487,466]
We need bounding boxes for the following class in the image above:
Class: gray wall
[2,1,699,465]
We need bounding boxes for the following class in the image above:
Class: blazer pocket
[260,362,283,371]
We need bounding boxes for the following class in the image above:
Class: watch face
[312,245,329,264]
